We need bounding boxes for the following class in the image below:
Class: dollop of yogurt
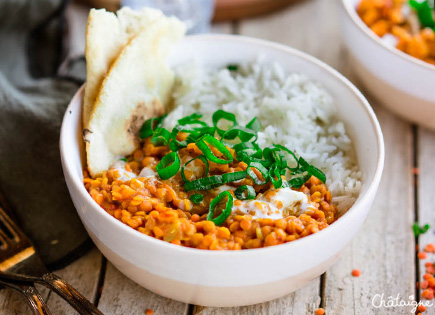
[110,160,156,181]
[232,187,315,220]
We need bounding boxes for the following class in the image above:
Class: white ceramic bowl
[60,35,384,307]
[340,0,435,129]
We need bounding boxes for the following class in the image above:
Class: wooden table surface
[2,0,434,314]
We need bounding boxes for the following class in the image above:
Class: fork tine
[0,228,10,249]
[0,207,20,241]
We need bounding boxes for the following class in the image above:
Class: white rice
[164,58,362,214]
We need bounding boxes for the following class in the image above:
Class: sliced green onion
[222,125,257,142]
[263,146,287,169]
[222,171,247,183]
[196,135,233,164]
[246,117,261,132]
[190,194,204,204]
[409,0,435,28]
[237,154,272,168]
[288,174,311,188]
[207,191,233,226]
[169,141,182,152]
[234,142,262,159]
[233,141,260,152]
[120,158,127,162]
[184,171,247,192]
[212,110,237,137]
[269,163,283,189]
[184,175,224,191]
[171,125,215,148]
[156,152,180,180]
[227,64,239,71]
[247,162,269,185]
[235,185,256,200]
[299,157,326,183]
[178,113,204,125]
[288,167,304,175]
[139,114,166,139]
[273,144,299,169]
[181,155,209,182]
[151,128,172,146]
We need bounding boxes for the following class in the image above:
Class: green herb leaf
[412,222,430,236]
[207,191,234,225]
[227,64,239,71]
[196,134,234,165]
[409,0,435,28]
[212,110,237,137]
[235,185,256,200]
[181,155,209,183]
[184,171,247,192]
[139,114,166,139]
[247,162,269,185]
[299,157,326,183]
[190,194,204,204]
[288,174,311,188]
[246,117,262,132]
[151,128,172,146]
[156,152,180,180]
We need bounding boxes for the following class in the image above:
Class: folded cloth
[0,0,91,270]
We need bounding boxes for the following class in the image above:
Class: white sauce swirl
[232,187,315,219]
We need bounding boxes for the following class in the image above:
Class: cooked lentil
[357,0,435,65]
[84,136,337,250]
[418,242,435,303]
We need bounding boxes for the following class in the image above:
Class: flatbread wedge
[83,7,164,128]
[84,15,185,177]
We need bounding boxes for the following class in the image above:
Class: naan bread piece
[85,16,185,177]
[83,7,163,128]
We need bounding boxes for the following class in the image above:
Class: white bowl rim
[60,34,385,259]
[340,0,435,72]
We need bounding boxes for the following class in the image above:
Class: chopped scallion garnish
[247,162,269,185]
[212,110,237,137]
[207,191,233,225]
[138,108,327,212]
[196,135,234,165]
[227,64,239,71]
[235,185,256,200]
[139,114,166,139]
[155,152,180,180]
[190,194,204,204]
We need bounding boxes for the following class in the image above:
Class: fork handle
[0,282,52,315]
[42,273,104,315]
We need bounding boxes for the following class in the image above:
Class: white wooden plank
[97,263,189,315]
[239,0,343,70]
[45,248,102,314]
[417,128,435,315]
[194,279,320,315]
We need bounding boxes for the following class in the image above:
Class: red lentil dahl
[84,136,337,250]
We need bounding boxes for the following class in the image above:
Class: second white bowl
[340,0,435,129]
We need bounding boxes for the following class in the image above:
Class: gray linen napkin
[0,0,91,269]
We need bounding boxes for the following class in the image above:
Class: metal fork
[0,205,104,315]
